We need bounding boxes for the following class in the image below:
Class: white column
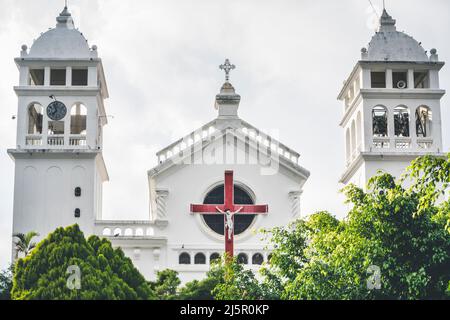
[387,105,395,149]
[361,69,371,89]
[44,67,50,86]
[19,66,29,86]
[407,69,414,89]
[409,105,416,149]
[88,66,97,87]
[66,66,72,86]
[386,69,393,89]
[429,70,440,89]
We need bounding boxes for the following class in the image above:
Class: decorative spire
[215,59,241,122]
[56,4,74,29]
[379,9,396,32]
[219,59,235,83]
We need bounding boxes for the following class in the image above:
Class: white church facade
[8,6,446,283]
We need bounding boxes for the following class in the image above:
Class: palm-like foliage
[13,231,39,258]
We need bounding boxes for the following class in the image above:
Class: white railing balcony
[47,135,65,146]
[417,138,434,149]
[25,135,43,146]
[69,135,87,147]
[373,137,390,149]
[24,134,90,149]
[394,137,412,149]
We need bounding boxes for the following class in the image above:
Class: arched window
[350,120,356,155]
[179,252,191,265]
[210,252,220,264]
[194,253,206,264]
[124,228,133,236]
[102,228,111,236]
[416,106,432,138]
[237,253,248,264]
[345,128,351,162]
[202,185,255,236]
[394,106,410,137]
[252,253,264,265]
[113,228,122,236]
[70,103,87,135]
[356,111,362,148]
[135,228,144,236]
[27,103,43,135]
[372,106,388,137]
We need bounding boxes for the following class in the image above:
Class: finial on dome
[379,9,396,32]
[56,3,74,29]
[215,59,241,120]
[219,59,235,83]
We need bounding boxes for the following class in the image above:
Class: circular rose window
[202,184,255,236]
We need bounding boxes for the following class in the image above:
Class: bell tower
[8,6,109,257]
[338,9,446,187]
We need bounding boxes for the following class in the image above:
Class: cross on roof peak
[219,59,235,82]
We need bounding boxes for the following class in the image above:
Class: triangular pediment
[148,118,310,181]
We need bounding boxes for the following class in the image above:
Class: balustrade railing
[24,134,89,149]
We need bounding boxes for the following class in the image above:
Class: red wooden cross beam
[190,170,268,259]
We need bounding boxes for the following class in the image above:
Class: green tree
[149,269,181,300]
[211,255,265,300]
[0,265,13,300]
[229,155,450,300]
[178,260,225,300]
[12,224,156,300]
[270,172,450,299]
[13,231,39,258]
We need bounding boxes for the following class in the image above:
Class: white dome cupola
[27,6,93,59]
[363,9,429,62]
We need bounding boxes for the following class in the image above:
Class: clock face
[47,101,67,121]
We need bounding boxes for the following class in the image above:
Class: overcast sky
[1,0,449,269]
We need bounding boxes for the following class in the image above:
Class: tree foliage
[0,265,13,300]
[232,155,450,300]
[12,231,39,258]
[11,224,155,300]
[149,269,181,300]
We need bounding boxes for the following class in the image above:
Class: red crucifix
[190,170,268,258]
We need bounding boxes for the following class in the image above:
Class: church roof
[364,9,428,62]
[148,114,310,180]
[28,6,92,59]
[148,119,310,179]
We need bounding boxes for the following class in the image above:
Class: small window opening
[194,253,206,265]
[29,69,44,86]
[416,106,432,138]
[72,69,88,86]
[371,71,386,88]
[252,253,264,265]
[48,120,65,135]
[75,187,81,197]
[179,252,191,265]
[28,103,43,134]
[393,71,408,89]
[210,253,220,264]
[50,69,66,86]
[74,208,81,218]
[237,253,248,265]
[372,106,388,137]
[70,103,87,135]
[414,71,429,88]
[394,106,410,137]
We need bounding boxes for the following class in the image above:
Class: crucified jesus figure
[216,206,243,240]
